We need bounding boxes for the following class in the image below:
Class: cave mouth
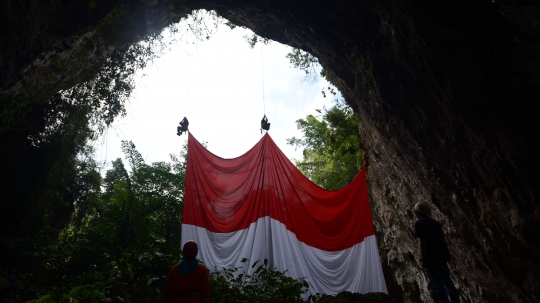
[94,16,342,168]
[1,0,540,302]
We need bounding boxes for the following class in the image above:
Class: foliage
[19,250,177,303]
[287,100,363,190]
[286,48,320,83]
[0,5,199,278]
[0,9,231,302]
[244,33,271,48]
[168,10,230,44]
[24,27,168,146]
[1,141,187,302]
[0,25,171,261]
[113,140,186,251]
[285,49,337,98]
[210,258,319,303]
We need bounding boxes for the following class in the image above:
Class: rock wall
[1,0,539,302]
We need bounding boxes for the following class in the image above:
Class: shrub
[209,258,319,303]
[22,249,177,303]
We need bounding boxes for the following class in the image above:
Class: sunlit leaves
[287,100,363,190]
[243,33,271,48]
[286,48,319,83]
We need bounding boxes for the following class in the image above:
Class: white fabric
[182,216,387,295]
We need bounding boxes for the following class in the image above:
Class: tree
[286,48,320,83]
[0,30,168,272]
[5,142,189,302]
[285,48,337,99]
[287,100,363,190]
[92,140,187,253]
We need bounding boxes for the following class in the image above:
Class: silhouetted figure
[414,202,460,303]
[362,153,369,169]
[177,117,189,136]
[260,115,270,134]
[164,241,210,303]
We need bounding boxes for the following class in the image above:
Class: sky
[94,20,338,171]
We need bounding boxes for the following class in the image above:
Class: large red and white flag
[181,133,387,295]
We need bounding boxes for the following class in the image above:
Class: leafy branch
[210,258,320,303]
[287,100,363,190]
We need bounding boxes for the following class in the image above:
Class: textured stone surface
[1,0,539,302]
[0,0,190,103]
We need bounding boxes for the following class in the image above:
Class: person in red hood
[164,241,210,303]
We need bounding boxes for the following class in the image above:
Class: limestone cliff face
[1,0,539,302]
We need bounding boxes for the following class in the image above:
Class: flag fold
[181,133,387,295]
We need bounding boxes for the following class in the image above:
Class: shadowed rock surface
[1,0,539,302]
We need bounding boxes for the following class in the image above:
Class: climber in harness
[260,115,270,134]
[177,117,189,136]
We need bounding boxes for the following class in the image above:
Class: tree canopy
[287,100,363,190]
[1,140,187,302]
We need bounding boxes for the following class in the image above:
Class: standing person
[414,202,460,303]
[164,241,210,303]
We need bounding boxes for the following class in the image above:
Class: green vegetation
[285,49,336,97]
[0,12,204,301]
[210,259,319,303]
[1,141,186,302]
[286,48,320,83]
[0,28,169,293]
[287,99,363,190]
[2,137,319,302]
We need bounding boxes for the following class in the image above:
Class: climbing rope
[175,39,197,154]
[260,43,265,115]
[259,43,270,133]
[184,38,198,116]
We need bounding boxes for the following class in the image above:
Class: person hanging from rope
[177,117,189,136]
[164,240,210,303]
[260,115,270,134]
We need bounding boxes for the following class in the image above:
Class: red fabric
[164,264,210,303]
[182,133,375,251]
